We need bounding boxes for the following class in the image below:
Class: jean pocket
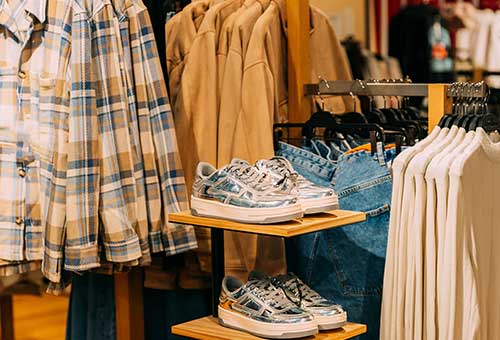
[324,205,389,296]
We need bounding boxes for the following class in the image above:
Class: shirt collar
[24,0,47,24]
[0,0,47,35]
[0,1,16,31]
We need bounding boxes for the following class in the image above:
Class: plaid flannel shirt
[116,0,165,254]
[54,0,196,280]
[1,0,196,287]
[41,0,72,283]
[66,0,143,271]
[132,1,197,255]
[112,0,153,263]
[0,0,68,269]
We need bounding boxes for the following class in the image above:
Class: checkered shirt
[1,0,197,287]
[0,0,68,271]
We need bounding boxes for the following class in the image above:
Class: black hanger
[324,123,386,155]
[302,110,339,141]
[335,111,368,124]
[273,128,283,151]
[470,87,499,132]
[441,83,463,128]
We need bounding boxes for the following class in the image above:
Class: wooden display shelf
[172,316,367,340]
[168,210,366,237]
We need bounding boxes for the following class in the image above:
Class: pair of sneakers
[219,272,347,339]
[191,157,338,224]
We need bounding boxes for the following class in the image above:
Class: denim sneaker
[219,276,318,339]
[191,162,303,224]
[252,157,339,214]
[250,271,347,331]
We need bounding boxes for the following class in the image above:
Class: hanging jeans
[66,273,210,340]
[276,141,393,340]
[66,273,116,340]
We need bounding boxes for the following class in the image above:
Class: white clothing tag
[377,141,386,166]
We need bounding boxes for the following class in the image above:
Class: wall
[310,0,367,45]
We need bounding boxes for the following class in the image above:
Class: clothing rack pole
[287,0,311,127]
[285,0,311,273]
[0,295,14,340]
[114,269,145,340]
[428,84,452,132]
[303,80,430,97]
[473,68,484,82]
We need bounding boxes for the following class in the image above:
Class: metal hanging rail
[303,80,429,97]
[446,81,489,98]
[304,80,489,98]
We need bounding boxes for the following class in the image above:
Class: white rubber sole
[315,311,347,331]
[218,306,318,339]
[191,196,303,224]
[300,196,339,215]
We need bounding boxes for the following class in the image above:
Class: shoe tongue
[225,162,252,175]
[256,158,296,184]
[254,159,266,170]
[230,158,250,166]
[248,270,268,282]
[270,156,294,171]
[278,272,298,281]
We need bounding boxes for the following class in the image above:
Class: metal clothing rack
[303,80,450,130]
[301,80,489,131]
[303,80,430,97]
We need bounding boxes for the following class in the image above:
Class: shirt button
[18,71,27,79]
[17,168,26,177]
[15,217,23,225]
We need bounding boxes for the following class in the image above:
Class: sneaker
[250,271,347,331]
[219,276,318,339]
[191,162,303,224]
[252,156,339,214]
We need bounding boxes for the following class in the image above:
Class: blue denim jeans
[66,272,116,340]
[277,142,393,340]
[66,273,210,340]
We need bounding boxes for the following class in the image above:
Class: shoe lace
[227,164,273,191]
[280,276,324,306]
[246,279,297,312]
[262,159,300,186]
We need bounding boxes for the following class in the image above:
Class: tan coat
[230,0,354,165]
[218,0,287,280]
[218,0,271,167]
[182,0,243,170]
[166,0,210,198]
[216,11,238,98]
[180,0,245,275]
[162,1,214,290]
[216,0,256,103]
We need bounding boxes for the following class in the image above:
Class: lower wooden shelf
[171,316,367,340]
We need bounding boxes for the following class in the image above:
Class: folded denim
[276,141,393,340]
[276,142,337,188]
